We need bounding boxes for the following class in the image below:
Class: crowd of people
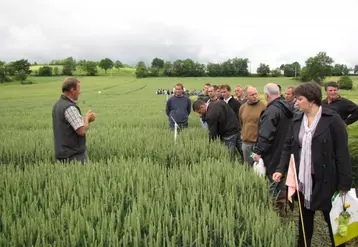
[52,77,358,247]
[166,81,357,247]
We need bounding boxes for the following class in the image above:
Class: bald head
[245,86,259,104]
[263,83,280,102]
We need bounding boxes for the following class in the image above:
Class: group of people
[52,77,357,247]
[166,81,357,247]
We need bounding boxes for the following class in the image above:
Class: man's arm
[239,104,244,127]
[206,107,220,141]
[187,97,191,115]
[253,109,279,155]
[331,114,352,192]
[165,99,171,116]
[64,106,92,136]
[344,99,358,125]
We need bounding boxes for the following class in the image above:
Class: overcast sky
[1,0,357,71]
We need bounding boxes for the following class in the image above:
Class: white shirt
[224,96,232,104]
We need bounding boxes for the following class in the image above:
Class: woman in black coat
[272,82,352,247]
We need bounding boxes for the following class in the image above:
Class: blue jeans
[220,131,243,162]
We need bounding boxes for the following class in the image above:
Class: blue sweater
[166,95,191,124]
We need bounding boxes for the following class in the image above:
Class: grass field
[1,75,358,246]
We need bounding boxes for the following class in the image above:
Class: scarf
[298,106,322,209]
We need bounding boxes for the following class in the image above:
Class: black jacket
[276,108,352,211]
[227,97,241,129]
[254,97,293,175]
[203,101,240,141]
[322,96,358,125]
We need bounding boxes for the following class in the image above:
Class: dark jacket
[227,96,241,129]
[203,101,240,141]
[322,96,358,125]
[52,95,86,159]
[254,97,294,175]
[276,108,352,211]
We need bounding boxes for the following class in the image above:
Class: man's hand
[89,112,96,123]
[252,154,261,162]
[272,172,283,183]
[86,110,96,123]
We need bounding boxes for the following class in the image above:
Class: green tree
[148,67,159,77]
[332,64,350,76]
[151,58,164,68]
[62,57,76,75]
[0,62,11,83]
[354,65,358,74]
[207,63,222,77]
[99,58,114,73]
[337,76,353,90]
[135,61,148,78]
[114,60,123,69]
[12,59,32,75]
[163,61,173,76]
[82,61,98,76]
[54,67,59,76]
[38,66,53,76]
[271,68,281,77]
[300,52,334,84]
[172,60,184,77]
[281,62,301,77]
[182,59,195,76]
[257,63,270,77]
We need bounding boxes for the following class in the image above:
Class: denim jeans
[221,131,243,163]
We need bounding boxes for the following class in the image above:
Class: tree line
[1,52,358,86]
[0,57,126,83]
[135,52,358,86]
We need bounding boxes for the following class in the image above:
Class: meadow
[1,74,358,246]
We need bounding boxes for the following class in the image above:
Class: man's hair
[264,83,280,96]
[277,84,282,92]
[192,99,206,111]
[204,83,211,87]
[294,82,322,106]
[286,86,296,95]
[325,81,338,91]
[244,85,257,96]
[62,77,80,93]
[175,83,184,89]
[220,84,231,91]
[211,85,219,91]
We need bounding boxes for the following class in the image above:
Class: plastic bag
[253,158,266,176]
[329,188,358,246]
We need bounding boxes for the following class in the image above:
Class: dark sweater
[166,95,191,124]
[224,96,241,129]
[52,95,86,159]
[203,101,240,141]
[322,96,358,125]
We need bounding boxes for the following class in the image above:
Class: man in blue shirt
[166,83,191,130]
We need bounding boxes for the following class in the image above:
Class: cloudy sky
[1,0,357,71]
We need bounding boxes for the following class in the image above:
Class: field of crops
[1,75,358,246]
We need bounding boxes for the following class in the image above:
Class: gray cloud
[1,0,357,71]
